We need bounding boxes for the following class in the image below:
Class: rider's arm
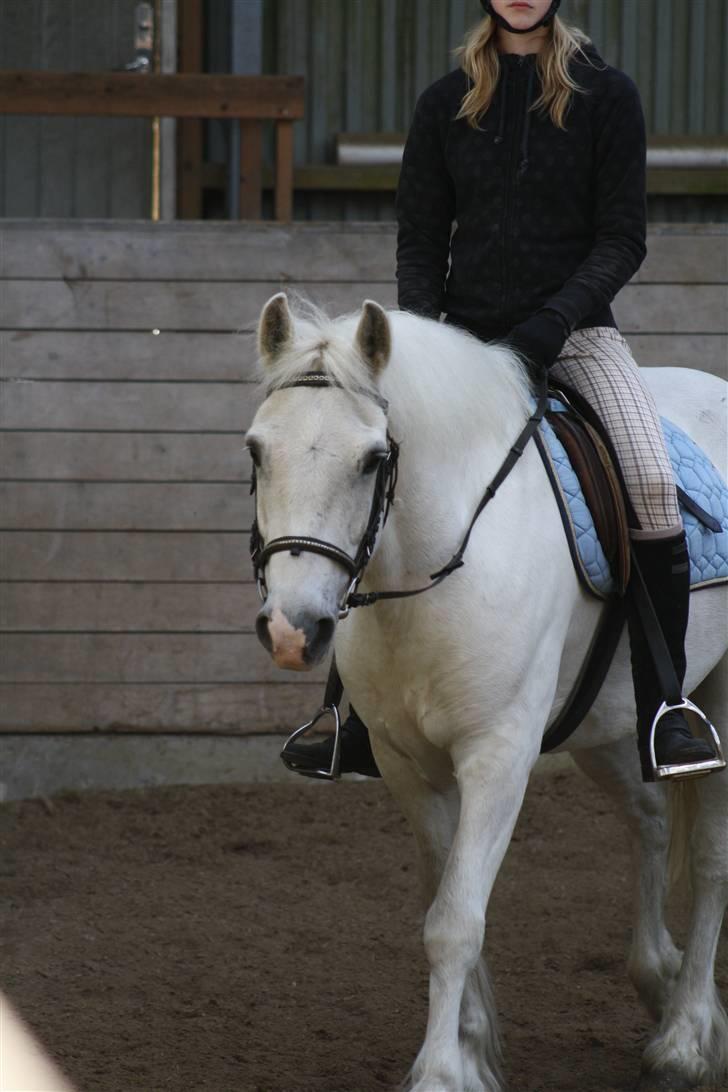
[395,87,456,321]
[508,71,647,369]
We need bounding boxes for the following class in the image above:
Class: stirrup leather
[649,698,726,782]
[280,704,342,781]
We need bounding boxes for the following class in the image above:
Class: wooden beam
[239,121,263,220]
[0,71,305,121]
[260,164,728,196]
[275,120,295,222]
[646,167,728,195]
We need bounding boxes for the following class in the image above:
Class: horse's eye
[246,442,261,468]
[362,450,387,475]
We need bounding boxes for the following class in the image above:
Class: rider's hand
[506,308,571,371]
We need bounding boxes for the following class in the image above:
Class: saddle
[543,387,632,597]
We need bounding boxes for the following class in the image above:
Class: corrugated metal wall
[0,0,725,219]
[262,0,728,221]
[0,0,151,217]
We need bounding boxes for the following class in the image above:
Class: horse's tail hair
[667,779,700,894]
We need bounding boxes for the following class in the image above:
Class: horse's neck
[367,320,530,581]
[382,321,526,460]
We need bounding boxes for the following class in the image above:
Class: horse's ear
[258,292,293,366]
[355,299,391,377]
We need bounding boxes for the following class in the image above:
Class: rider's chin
[256,605,336,671]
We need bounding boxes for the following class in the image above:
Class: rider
[284,0,722,783]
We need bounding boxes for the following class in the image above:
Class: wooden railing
[0,70,305,221]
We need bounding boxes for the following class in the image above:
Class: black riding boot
[627,531,718,782]
[281,706,381,778]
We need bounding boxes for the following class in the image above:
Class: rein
[249,368,549,616]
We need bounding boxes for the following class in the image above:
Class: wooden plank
[628,334,728,376]
[641,231,728,284]
[3,223,722,284]
[0,581,261,632]
[0,532,250,581]
[0,221,399,281]
[0,331,255,381]
[267,162,728,196]
[646,167,728,196]
[0,71,305,120]
[612,284,728,334]
[0,381,259,431]
[0,280,399,330]
[0,680,322,732]
[239,119,263,219]
[0,633,328,684]
[275,119,294,222]
[0,482,254,531]
[0,432,251,480]
[2,279,723,333]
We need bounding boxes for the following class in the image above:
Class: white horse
[248,292,728,1092]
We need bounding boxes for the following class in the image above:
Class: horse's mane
[258,292,534,444]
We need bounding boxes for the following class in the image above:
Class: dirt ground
[1,765,726,1092]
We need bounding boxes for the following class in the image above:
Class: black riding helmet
[480,0,561,34]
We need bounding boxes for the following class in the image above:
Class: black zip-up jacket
[395,44,647,344]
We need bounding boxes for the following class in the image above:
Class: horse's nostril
[255,612,273,652]
[306,616,336,663]
[316,616,336,646]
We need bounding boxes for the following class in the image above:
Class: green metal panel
[262,0,728,221]
[0,0,152,218]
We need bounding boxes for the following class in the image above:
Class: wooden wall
[0,220,726,734]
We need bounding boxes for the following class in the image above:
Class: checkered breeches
[549,327,682,536]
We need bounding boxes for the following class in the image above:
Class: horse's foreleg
[639,664,728,1092]
[571,736,682,1020]
[411,731,534,1092]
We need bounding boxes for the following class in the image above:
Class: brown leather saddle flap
[547,408,631,596]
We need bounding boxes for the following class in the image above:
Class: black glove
[506,308,571,372]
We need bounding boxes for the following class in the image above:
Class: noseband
[249,373,400,619]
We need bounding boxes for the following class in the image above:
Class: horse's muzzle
[256,605,336,670]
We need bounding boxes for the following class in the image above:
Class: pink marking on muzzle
[267,607,309,671]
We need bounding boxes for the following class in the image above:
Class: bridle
[249,367,550,617]
[249,373,400,619]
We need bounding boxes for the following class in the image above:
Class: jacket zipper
[499,57,527,317]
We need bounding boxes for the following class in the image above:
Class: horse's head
[247,292,392,671]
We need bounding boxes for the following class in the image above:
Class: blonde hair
[453,14,593,130]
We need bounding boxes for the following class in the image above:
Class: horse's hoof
[636,1068,699,1092]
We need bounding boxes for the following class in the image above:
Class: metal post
[159,0,177,221]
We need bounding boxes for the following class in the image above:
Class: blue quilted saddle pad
[539,403,728,599]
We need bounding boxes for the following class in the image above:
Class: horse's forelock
[258,300,380,401]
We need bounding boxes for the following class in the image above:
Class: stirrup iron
[280,704,342,781]
[649,698,726,782]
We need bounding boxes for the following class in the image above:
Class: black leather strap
[256,536,358,578]
[540,600,626,752]
[676,486,722,533]
[627,547,684,707]
[324,655,345,709]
